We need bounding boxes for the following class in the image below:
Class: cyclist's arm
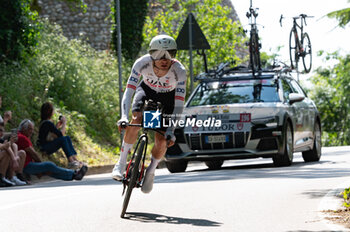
[121,60,143,120]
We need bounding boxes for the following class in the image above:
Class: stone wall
[38,0,112,50]
[38,0,242,52]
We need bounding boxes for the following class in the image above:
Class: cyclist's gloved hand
[117,118,129,132]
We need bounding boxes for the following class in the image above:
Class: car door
[281,78,304,148]
[289,79,315,146]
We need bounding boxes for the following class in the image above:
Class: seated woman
[38,102,83,169]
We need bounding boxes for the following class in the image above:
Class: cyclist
[112,34,187,193]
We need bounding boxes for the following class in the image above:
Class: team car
[164,66,322,172]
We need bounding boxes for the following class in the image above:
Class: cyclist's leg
[141,132,167,193]
[151,132,167,159]
[119,112,142,168]
[123,112,142,144]
[112,84,145,180]
[112,112,142,180]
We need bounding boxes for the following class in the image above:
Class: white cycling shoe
[112,163,126,181]
[141,171,155,194]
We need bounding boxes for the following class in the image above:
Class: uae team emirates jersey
[121,54,187,130]
[126,54,186,98]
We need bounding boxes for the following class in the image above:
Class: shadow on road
[156,159,350,185]
[124,212,222,227]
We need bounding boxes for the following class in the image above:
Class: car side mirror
[289,93,305,104]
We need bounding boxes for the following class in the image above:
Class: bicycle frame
[292,17,305,54]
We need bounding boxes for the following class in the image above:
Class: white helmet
[149,35,177,60]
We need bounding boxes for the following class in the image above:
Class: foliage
[309,52,350,146]
[142,0,247,82]
[342,187,350,208]
[260,46,283,68]
[111,0,149,62]
[327,0,350,28]
[0,20,128,165]
[0,0,41,61]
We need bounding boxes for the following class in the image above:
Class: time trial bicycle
[119,100,166,218]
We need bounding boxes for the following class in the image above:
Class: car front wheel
[273,122,293,167]
[165,160,188,173]
[302,122,321,162]
[204,160,224,170]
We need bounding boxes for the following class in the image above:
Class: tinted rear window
[188,79,280,106]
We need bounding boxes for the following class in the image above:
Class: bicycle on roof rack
[280,14,313,73]
[246,0,262,76]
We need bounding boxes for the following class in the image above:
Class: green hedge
[0,20,130,149]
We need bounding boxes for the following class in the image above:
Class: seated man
[16,119,88,181]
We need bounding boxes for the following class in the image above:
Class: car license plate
[205,135,228,143]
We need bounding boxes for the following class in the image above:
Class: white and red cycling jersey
[121,54,187,122]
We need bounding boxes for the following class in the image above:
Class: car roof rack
[194,62,292,83]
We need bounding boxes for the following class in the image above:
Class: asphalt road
[1,146,350,232]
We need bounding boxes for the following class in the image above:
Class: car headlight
[266,122,278,127]
[252,116,278,127]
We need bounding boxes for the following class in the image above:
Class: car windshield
[188,79,280,106]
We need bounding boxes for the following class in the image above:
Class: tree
[327,0,350,28]
[142,0,247,77]
[309,52,350,146]
[111,0,148,62]
[0,0,40,61]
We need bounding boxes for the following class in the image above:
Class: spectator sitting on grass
[0,122,27,186]
[16,119,88,182]
[37,102,84,170]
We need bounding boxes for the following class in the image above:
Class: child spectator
[0,140,11,187]
[37,102,83,169]
[0,95,12,126]
[17,119,88,181]
[0,122,27,186]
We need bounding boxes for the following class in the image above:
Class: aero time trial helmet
[149,35,177,60]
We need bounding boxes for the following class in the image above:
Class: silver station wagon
[165,68,322,173]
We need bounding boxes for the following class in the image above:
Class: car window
[188,79,280,106]
[289,79,307,97]
[281,79,294,101]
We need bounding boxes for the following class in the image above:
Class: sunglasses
[149,50,177,60]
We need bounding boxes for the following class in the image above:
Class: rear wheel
[301,33,312,73]
[302,122,321,162]
[165,160,188,173]
[121,139,145,218]
[273,122,293,167]
[205,160,224,170]
[289,29,298,70]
